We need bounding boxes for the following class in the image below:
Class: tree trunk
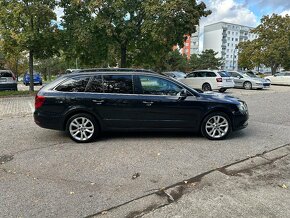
[29,50,34,92]
[271,64,278,75]
[120,44,127,68]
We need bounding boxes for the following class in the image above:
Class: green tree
[59,0,109,68]
[238,14,290,74]
[0,0,59,91]
[198,49,222,69]
[189,53,200,70]
[87,0,210,68]
[159,50,188,72]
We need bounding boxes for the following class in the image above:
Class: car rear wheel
[202,83,212,92]
[201,112,232,140]
[66,113,99,143]
[243,81,252,90]
[219,88,227,93]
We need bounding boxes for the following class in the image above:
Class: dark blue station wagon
[34,69,249,143]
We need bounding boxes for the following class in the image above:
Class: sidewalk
[144,145,290,218]
[92,145,290,218]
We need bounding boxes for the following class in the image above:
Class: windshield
[174,72,186,78]
[245,73,258,78]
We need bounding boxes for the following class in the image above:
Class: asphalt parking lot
[1,86,290,217]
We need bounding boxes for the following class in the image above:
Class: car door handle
[143,101,154,106]
[92,100,104,105]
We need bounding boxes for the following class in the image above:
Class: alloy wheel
[205,115,229,139]
[69,117,95,142]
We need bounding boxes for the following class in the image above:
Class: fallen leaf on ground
[132,173,140,180]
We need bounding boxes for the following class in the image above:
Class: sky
[198,0,290,51]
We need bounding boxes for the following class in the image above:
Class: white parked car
[180,70,235,92]
[265,72,290,85]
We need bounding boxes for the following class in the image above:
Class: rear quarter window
[55,76,91,92]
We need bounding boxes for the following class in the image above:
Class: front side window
[103,75,133,94]
[139,76,182,96]
[55,76,91,92]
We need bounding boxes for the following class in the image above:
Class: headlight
[238,101,247,112]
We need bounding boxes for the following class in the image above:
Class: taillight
[35,95,45,109]
[12,74,16,81]
[216,78,223,82]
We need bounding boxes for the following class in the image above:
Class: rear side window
[103,75,133,94]
[86,75,103,93]
[55,76,91,92]
[206,72,216,77]
[0,71,12,77]
[218,71,230,77]
[196,72,207,77]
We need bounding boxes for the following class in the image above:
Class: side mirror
[237,76,241,79]
[178,89,188,101]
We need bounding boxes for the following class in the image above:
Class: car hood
[198,91,241,105]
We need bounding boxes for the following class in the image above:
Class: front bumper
[232,111,249,131]
[252,83,271,89]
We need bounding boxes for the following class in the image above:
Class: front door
[133,75,201,130]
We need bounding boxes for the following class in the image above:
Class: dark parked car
[34,68,249,143]
[0,70,17,91]
[23,72,42,86]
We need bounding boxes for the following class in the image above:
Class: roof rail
[77,68,157,74]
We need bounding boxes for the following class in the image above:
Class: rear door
[83,74,143,130]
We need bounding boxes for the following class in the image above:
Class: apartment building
[174,26,200,59]
[203,22,257,70]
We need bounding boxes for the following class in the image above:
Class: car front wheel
[201,112,232,140]
[243,81,252,90]
[66,113,99,143]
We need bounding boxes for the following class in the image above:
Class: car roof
[68,68,158,76]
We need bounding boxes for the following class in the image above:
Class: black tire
[219,88,227,93]
[66,113,99,143]
[243,81,252,90]
[202,83,212,92]
[40,82,43,86]
[201,112,232,140]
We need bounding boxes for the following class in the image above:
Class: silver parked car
[0,70,17,91]
[228,71,271,90]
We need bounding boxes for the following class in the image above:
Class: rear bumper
[0,83,17,91]
[34,111,64,131]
